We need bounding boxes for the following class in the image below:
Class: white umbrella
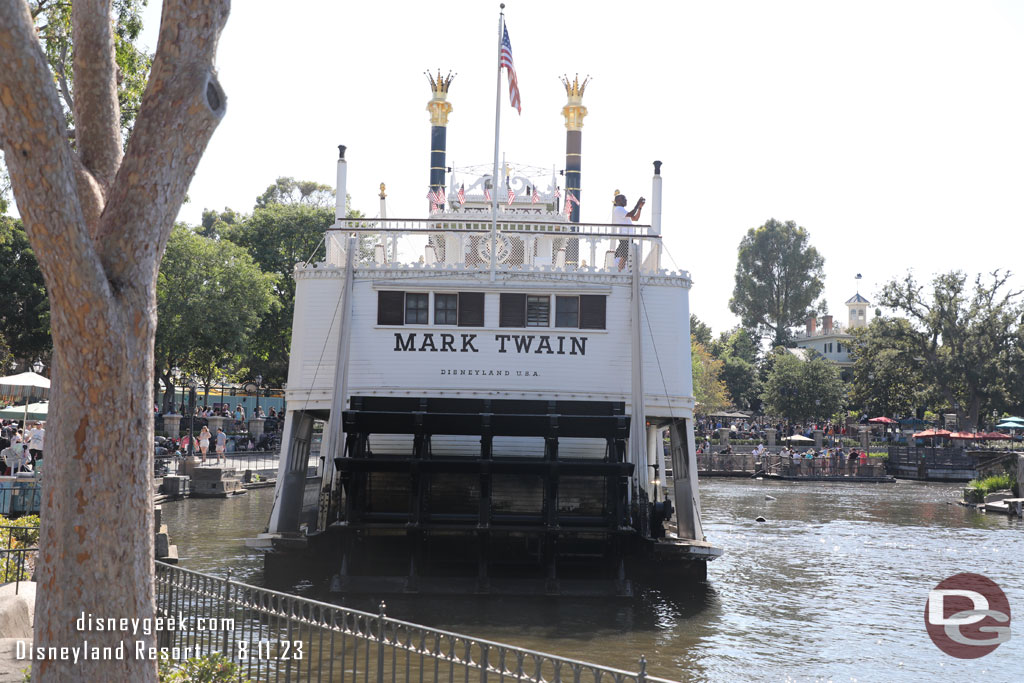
[0,401,47,421]
[0,371,50,425]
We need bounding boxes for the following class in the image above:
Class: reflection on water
[164,479,1023,681]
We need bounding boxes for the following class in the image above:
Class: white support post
[335,146,348,223]
[629,242,648,501]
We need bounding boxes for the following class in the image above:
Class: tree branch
[72,0,123,191]
[98,0,230,285]
[0,1,110,315]
[56,40,74,117]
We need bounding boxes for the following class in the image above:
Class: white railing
[325,218,665,274]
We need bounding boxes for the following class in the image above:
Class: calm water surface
[162,479,1023,682]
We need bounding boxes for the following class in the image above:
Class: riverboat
[263,73,721,596]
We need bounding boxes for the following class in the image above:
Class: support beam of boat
[320,235,358,527]
[629,241,648,504]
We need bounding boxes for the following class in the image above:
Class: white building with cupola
[791,293,871,379]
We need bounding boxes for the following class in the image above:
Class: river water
[161,479,1023,682]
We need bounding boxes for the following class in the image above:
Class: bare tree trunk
[0,1,229,680]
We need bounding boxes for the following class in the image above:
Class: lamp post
[254,374,263,419]
[186,376,198,458]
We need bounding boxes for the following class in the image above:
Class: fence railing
[154,562,677,683]
[887,446,975,468]
[695,453,887,478]
[0,524,39,595]
[325,218,671,276]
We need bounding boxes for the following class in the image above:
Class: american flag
[430,202,439,212]
[554,187,561,199]
[507,188,516,205]
[458,185,466,205]
[500,25,521,114]
[532,187,540,204]
[563,198,572,217]
[484,188,491,201]
[566,192,579,207]
[434,188,446,205]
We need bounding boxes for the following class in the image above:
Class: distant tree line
[690,218,1024,429]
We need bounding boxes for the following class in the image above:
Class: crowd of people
[0,419,44,474]
[695,417,856,443]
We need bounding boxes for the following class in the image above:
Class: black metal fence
[154,562,676,683]
[887,446,975,468]
[0,523,39,594]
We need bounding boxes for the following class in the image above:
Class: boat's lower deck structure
[265,397,719,596]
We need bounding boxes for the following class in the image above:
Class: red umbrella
[913,429,952,438]
[868,417,898,424]
[948,431,982,440]
[980,431,1010,440]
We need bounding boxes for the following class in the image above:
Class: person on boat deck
[611,194,645,270]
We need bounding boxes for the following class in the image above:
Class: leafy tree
[0,334,12,374]
[155,225,278,412]
[848,318,925,419]
[0,217,49,365]
[255,176,335,209]
[0,2,229,680]
[689,314,713,346]
[198,207,241,239]
[1,1,152,209]
[761,348,845,422]
[223,187,363,384]
[223,202,333,384]
[878,270,1023,429]
[708,327,760,411]
[691,338,730,416]
[729,218,825,347]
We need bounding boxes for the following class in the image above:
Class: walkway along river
[160,478,1023,681]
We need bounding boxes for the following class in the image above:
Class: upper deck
[320,215,684,281]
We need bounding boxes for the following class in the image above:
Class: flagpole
[490,4,505,282]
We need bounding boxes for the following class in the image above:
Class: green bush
[967,473,1014,496]
[159,652,251,683]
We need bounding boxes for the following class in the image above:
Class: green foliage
[31,0,152,141]
[0,218,49,365]
[967,473,1014,495]
[691,338,730,416]
[729,218,825,347]
[761,348,846,422]
[0,514,39,583]
[689,314,713,346]
[2,2,152,211]
[878,270,1024,429]
[159,652,251,683]
[255,177,335,209]
[848,318,925,419]
[155,226,278,408]
[0,335,12,375]
[222,203,333,384]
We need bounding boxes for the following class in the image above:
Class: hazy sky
[136,0,1024,336]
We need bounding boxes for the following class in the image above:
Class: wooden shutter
[377,291,405,325]
[579,295,606,329]
[499,293,526,327]
[458,292,485,327]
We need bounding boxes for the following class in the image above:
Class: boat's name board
[393,333,587,356]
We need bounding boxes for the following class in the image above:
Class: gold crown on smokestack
[426,69,456,95]
[560,73,591,102]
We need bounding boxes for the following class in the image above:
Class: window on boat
[555,296,579,327]
[579,295,607,330]
[434,293,458,325]
[405,293,429,324]
[499,293,526,327]
[457,292,485,327]
[377,291,405,325]
[526,295,550,327]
